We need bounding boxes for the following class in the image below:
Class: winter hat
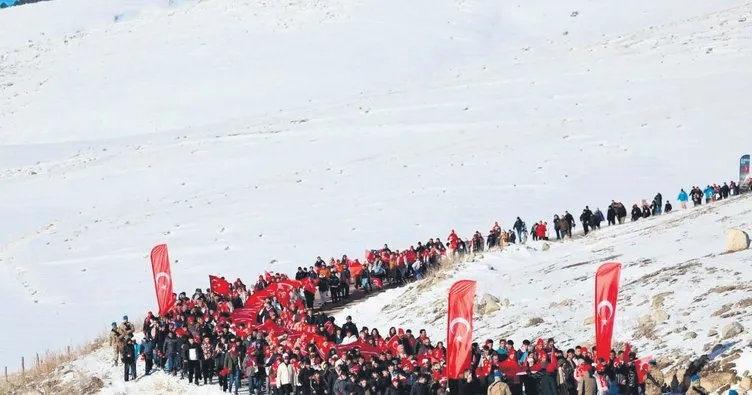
[123,315,128,321]
[111,322,117,327]
[728,390,738,395]
[691,374,700,383]
[494,370,502,378]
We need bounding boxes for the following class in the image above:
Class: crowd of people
[106,178,747,394]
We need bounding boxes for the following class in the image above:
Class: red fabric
[209,275,231,296]
[336,340,380,361]
[635,355,653,384]
[446,280,476,379]
[350,261,364,278]
[372,278,383,289]
[150,244,176,316]
[595,262,621,361]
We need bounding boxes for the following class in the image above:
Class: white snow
[335,194,752,373]
[1,0,752,387]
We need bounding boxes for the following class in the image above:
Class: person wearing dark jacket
[140,338,155,375]
[163,332,180,375]
[606,206,616,226]
[385,378,400,395]
[409,375,430,395]
[631,205,642,222]
[342,316,358,337]
[185,337,202,385]
[653,193,663,214]
[121,338,137,382]
[664,201,673,213]
[580,207,592,235]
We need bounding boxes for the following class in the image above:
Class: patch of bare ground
[693,284,752,303]
[0,335,107,395]
[624,259,701,288]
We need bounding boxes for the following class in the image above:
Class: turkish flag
[209,275,231,296]
[446,280,476,379]
[595,262,622,361]
[349,261,364,278]
[150,244,176,317]
[372,278,383,289]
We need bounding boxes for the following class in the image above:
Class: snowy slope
[22,194,752,395]
[335,194,752,373]
[1,0,752,375]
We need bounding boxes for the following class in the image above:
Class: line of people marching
[106,177,745,394]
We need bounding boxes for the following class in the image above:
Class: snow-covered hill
[12,193,752,395]
[336,194,752,373]
[1,0,752,379]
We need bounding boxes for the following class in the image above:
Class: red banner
[595,262,622,361]
[150,244,176,317]
[210,275,231,296]
[446,280,476,379]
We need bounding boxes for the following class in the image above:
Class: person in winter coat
[553,215,562,239]
[200,337,214,384]
[677,189,688,209]
[558,215,571,238]
[224,347,242,395]
[592,209,603,230]
[163,331,180,375]
[385,377,401,395]
[185,336,202,385]
[580,208,592,235]
[513,218,525,242]
[606,206,616,226]
[277,354,295,395]
[109,322,123,367]
[121,338,137,382]
[703,185,714,203]
[644,361,664,395]
[140,337,155,375]
[664,201,672,213]
[488,371,512,395]
[578,368,597,395]
[334,371,351,395]
[653,193,663,214]
[410,375,430,395]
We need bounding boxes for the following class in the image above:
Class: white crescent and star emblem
[155,272,171,290]
[449,317,471,342]
[597,300,614,328]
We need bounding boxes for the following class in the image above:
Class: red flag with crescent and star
[446,279,476,379]
[209,275,231,296]
[150,244,176,317]
[595,261,622,361]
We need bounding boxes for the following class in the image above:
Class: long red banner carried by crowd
[594,261,622,362]
[150,244,176,317]
[446,280,476,379]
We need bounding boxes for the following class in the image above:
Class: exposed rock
[639,315,653,325]
[542,242,551,251]
[475,293,503,316]
[651,292,673,309]
[740,376,751,391]
[683,332,698,340]
[726,229,750,253]
[698,372,735,393]
[722,322,744,340]
[651,308,670,323]
[708,329,718,337]
[712,304,732,317]
[528,317,544,326]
